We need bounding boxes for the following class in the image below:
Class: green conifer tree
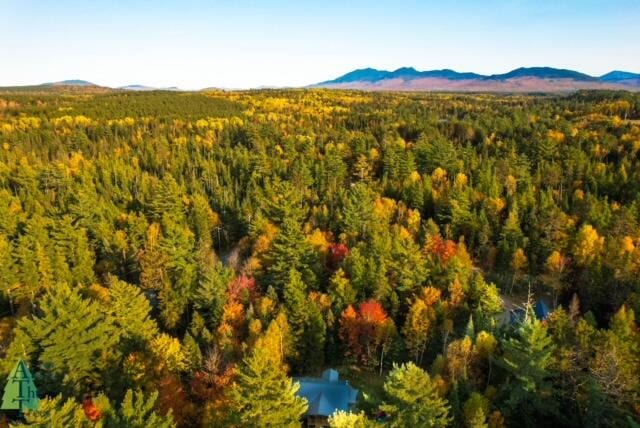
[497,308,557,425]
[381,362,451,428]
[4,284,121,397]
[106,277,158,348]
[263,217,317,292]
[301,301,327,373]
[12,395,82,427]
[115,389,175,428]
[229,345,308,427]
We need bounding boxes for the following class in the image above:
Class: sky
[1,0,639,89]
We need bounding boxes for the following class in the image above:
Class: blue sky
[1,0,639,89]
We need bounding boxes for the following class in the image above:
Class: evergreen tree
[106,277,158,349]
[0,234,17,307]
[342,183,377,241]
[4,284,121,397]
[463,392,490,428]
[497,309,557,425]
[157,214,198,328]
[263,217,317,292]
[301,300,327,373]
[14,390,175,428]
[283,269,308,371]
[328,268,356,316]
[147,175,186,222]
[381,362,451,428]
[229,345,307,427]
[114,389,175,428]
[193,261,234,326]
[13,395,86,427]
[263,179,307,225]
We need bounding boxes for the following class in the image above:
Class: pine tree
[147,175,186,222]
[115,389,175,428]
[193,261,234,326]
[106,277,158,349]
[328,268,356,316]
[13,234,40,303]
[283,269,308,371]
[228,345,307,427]
[497,309,557,425]
[51,216,96,286]
[465,315,476,339]
[301,300,326,373]
[280,269,327,373]
[4,284,121,397]
[263,217,317,292]
[14,390,175,428]
[189,193,218,251]
[182,332,203,369]
[263,179,307,225]
[13,395,84,427]
[157,214,198,328]
[381,362,451,428]
[0,234,17,308]
[342,183,377,241]
[463,392,490,428]
[589,306,640,423]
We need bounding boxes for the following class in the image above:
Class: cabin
[294,369,359,428]
[509,300,551,324]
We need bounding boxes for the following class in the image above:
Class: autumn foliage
[329,242,349,266]
[339,300,395,366]
[426,236,458,265]
[0,88,639,427]
[82,397,102,422]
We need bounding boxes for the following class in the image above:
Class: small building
[295,369,359,428]
[510,300,552,324]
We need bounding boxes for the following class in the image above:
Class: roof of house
[510,300,552,324]
[533,300,551,320]
[294,369,359,417]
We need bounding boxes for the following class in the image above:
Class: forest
[0,88,639,427]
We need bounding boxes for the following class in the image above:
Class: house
[509,300,552,324]
[294,369,359,428]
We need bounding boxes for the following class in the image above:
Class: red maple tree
[329,242,349,266]
[339,300,394,366]
[82,397,102,422]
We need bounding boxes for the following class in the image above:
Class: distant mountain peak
[394,66,417,71]
[44,79,97,87]
[485,67,596,81]
[320,68,391,83]
[600,70,640,82]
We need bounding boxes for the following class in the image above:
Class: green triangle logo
[1,359,39,412]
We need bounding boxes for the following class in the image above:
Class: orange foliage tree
[339,299,396,370]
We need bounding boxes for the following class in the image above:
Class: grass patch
[332,364,387,416]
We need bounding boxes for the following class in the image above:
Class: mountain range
[3,67,640,92]
[314,67,640,92]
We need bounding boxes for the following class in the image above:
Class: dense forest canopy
[0,88,638,427]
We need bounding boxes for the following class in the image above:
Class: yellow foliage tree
[573,224,604,266]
